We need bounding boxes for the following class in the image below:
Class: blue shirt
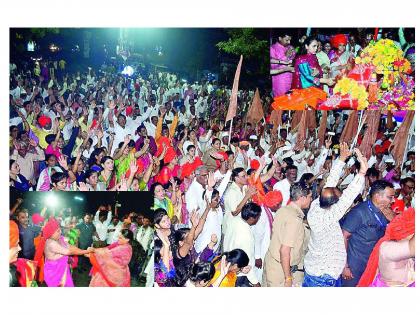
[18,224,41,259]
[341,200,388,273]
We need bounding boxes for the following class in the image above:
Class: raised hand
[78,182,89,192]
[129,159,138,175]
[339,142,351,162]
[190,209,200,228]
[118,178,128,191]
[325,135,332,149]
[207,171,216,188]
[123,134,131,146]
[246,185,258,198]
[58,156,69,170]
[219,255,231,278]
[354,148,368,175]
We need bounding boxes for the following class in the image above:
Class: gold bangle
[285,276,293,281]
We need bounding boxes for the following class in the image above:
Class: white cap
[249,135,258,140]
[385,158,395,164]
[221,132,229,138]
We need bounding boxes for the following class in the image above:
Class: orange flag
[390,111,415,166]
[226,55,243,122]
[246,88,264,126]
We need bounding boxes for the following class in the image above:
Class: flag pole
[228,119,233,147]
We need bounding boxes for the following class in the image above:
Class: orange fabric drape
[246,88,265,127]
[358,110,381,159]
[318,111,328,147]
[390,111,415,166]
[340,110,359,145]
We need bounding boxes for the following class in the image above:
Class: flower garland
[355,39,412,89]
[333,77,369,109]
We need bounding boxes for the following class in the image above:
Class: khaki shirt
[267,203,305,266]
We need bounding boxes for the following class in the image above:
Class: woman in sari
[292,37,335,90]
[88,229,135,287]
[151,182,175,220]
[34,217,94,287]
[208,249,251,287]
[98,155,118,191]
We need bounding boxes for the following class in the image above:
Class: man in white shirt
[106,216,122,245]
[136,217,154,251]
[185,166,215,221]
[273,164,298,206]
[303,144,367,286]
[222,167,256,234]
[92,206,112,247]
[223,202,262,286]
[193,168,232,254]
[252,190,283,283]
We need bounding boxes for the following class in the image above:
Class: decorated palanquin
[320,39,414,110]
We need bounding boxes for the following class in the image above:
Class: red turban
[330,34,348,49]
[180,157,203,180]
[34,217,60,267]
[357,208,415,287]
[38,115,52,128]
[163,147,178,164]
[250,159,260,170]
[32,213,45,226]
[263,190,283,209]
[10,220,19,249]
[126,106,133,116]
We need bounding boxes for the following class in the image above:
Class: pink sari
[44,237,74,287]
[89,243,132,287]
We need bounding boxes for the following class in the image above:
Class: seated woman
[88,229,135,287]
[358,208,415,287]
[34,217,94,287]
[208,249,251,287]
[10,159,31,192]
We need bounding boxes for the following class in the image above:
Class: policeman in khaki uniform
[262,182,313,287]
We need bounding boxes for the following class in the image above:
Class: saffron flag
[226,55,243,122]
[390,111,415,166]
[246,88,264,126]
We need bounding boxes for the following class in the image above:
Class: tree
[216,28,268,59]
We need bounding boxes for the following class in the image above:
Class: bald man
[303,144,368,287]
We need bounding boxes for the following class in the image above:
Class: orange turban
[264,190,283,209]
[330,34,348,49]
[10,220,19,249]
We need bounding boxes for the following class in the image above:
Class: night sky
[10,189,153,219]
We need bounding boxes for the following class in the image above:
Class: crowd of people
[153,109,415,287]
[9,198,154,287]
[270,28,415,106]
[9,41,415,288]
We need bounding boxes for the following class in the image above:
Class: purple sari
[44,255,74,287]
